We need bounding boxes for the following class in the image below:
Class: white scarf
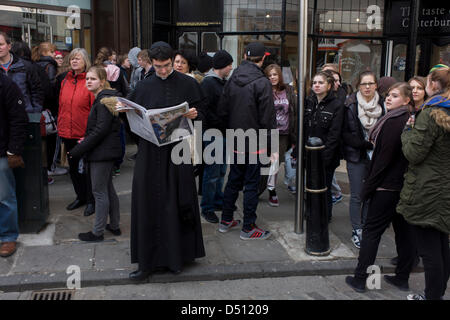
[357,91,382,130]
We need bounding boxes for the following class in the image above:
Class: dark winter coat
[304,90,344,168]
[397,96,450,234]
[360,110,409,201]
[200,69,227,133]
[35,56,58,114]
[218,60,276,132]
[342,93,385,163]
[68,90,122,162]
[36,56,57,84]
[0,74,28,157]
[128,70,206,273]
[57,71,95,140]
[0,54,43,113]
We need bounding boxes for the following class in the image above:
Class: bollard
[14,113,49,233]
[305,137,330,256]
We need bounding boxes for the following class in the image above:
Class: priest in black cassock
[126,42,206,281]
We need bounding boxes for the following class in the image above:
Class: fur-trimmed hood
[425,95,450,132]
[96,89,119,117]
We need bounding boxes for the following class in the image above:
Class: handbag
[40,109,57,136]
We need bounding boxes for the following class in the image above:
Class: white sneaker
[407,293,426,300]
[48,167,68,176]
[351,229,362,249]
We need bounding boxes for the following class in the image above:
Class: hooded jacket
[218,60,276,132]
[68,89,122,162]
[217,60,276,152]
[0,74,28,157]
[0,54,43,113]
[397,95,450,234]
[58,71,95,140]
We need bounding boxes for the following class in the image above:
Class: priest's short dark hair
[149,44,174,62]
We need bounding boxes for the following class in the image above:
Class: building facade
[1,0,449,84]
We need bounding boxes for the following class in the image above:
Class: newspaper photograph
[116,97,193,147]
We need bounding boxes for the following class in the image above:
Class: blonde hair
[87,66,112,89]
[68,48,91,72]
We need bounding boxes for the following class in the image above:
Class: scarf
[357,91,382,130]
[369,105,409,146]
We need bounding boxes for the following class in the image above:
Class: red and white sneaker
[240,224,271,240]
[268,189,279,207]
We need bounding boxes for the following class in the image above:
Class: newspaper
[116,97,194,147]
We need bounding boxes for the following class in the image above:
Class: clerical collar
[156,69,174,80]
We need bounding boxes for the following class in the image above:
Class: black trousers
[413,225,450,300]
[63,138,94,204]
[354,191,416,281]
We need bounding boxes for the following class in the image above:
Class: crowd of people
[0,30,448,299]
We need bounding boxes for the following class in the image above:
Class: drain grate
[31,289,75,300]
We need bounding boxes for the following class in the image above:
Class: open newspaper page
[116,98,194,147]
[147,102,193,146]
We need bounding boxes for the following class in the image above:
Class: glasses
[153,62,172,70]
[359,82,376,87]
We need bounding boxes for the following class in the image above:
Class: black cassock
[129,71,206,272]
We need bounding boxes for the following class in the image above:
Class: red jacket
[58,71,95,139]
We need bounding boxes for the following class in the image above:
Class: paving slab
[13,243,96,273]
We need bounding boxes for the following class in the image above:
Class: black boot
[345,276,366,293]
[129,270,151,281]
[66,199,86,211]
[84,203,95,216]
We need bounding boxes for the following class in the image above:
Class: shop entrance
[0,4,91,55]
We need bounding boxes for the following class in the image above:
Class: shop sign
[177,0,223,27]
[386,0,450,35]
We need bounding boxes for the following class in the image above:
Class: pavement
[0,145,432,296]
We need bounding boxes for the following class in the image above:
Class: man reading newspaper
[124,41,206,281]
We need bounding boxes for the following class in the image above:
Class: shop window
[179,32,198,52]
[316,38,382,88]
[202,33,219,53]
[392,43,421,81]
[431,43,450,68]
[314,0,384,36]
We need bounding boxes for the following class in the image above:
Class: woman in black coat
[69,66,122,242]
[345,82,417,293]
[304,71,345,222]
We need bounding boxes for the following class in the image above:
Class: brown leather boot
[0,242,17,258]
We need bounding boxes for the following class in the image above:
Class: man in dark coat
[126,41,206,280]
[0,73,28,258]
[0,33,43,113]
[199,50,233,224]
[217,42,276,240]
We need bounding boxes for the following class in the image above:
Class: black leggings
[413,225,450,300]
[354,191,416,281]
[63,138,94,204]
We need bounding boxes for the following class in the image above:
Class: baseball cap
[245,42,268,57]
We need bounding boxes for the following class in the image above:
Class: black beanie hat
[197,52,213,73]
[213,50,233,70]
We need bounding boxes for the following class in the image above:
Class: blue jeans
[284,148,296,188]
[201,138,227,213]
[0,157,19,242]
[222,153,260,230]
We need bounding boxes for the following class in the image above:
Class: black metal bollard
[14,113,49,233]
[305,137,330,256]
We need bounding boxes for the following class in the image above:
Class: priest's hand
[184,108,198,120]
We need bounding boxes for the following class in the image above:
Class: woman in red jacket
[58,48,95,214]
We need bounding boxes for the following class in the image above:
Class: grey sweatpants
[90,161,120,236]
